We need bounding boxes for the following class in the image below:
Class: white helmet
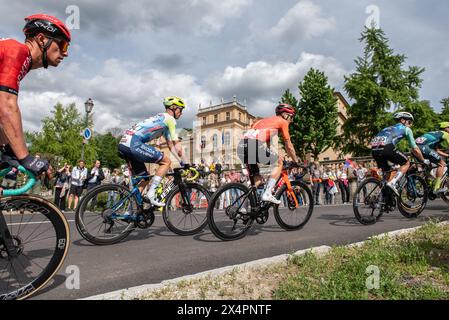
[393,112,414,121]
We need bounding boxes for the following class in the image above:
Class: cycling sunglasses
[46,36,70,53]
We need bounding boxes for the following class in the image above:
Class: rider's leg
[146,153,171,206]
[434,160,446,192]
[261,154,283,204]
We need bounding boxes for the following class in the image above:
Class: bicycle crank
[137,209,155,229]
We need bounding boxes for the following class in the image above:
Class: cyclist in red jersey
[0,14,71,176]
[237,104,300,204]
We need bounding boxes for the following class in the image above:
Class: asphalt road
[31,201,449,300]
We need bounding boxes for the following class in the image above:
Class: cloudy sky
[1,0,448,133]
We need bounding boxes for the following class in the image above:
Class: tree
[95,132,124,169]
[341,27,425,156]
[283,68,338,160]
[439,97,449,122]
[26,102,97,165]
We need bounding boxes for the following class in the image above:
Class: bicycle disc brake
[0,236,23,258]
[137,209,155,229]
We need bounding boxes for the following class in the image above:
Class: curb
[81,221,448,300]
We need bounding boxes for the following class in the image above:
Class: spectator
[54,164,71,211]
[309,161,322,205]
[67,160,88,210]
[30,153,42,194]
[337,163,350,204]
[107,169,124,207]
[1,167,18,189]
[215,161,222,177]
[86,160,105,190]
[355,162,368,200]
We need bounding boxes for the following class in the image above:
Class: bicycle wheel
[162,183,210,235]
[0,195,70,300]
[207,183,256,241]
[353,178,384,225]
[398,174,428,218]
[75,184,140,245]
[273,181,314,230]
[439,176,449,205]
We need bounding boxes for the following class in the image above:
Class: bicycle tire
[353,178,384,225]
[75,184,139,245]
[207,183,256,241]
[273,180,314,230]
[439,176,449,205]
[0,195,70,300]
[398,174,428,218]
[162,183,210,235]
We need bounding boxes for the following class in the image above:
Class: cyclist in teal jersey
[118,96,188,206]
[371,112,429,196]
[415,122,449,194]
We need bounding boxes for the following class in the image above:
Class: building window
[212,134,218,149]
[226,112,231,121]
[202,117,206,126]
[214,114,218,123]
[238,113,241,121]
[201,135,206,149]
[323,157,330,161]
[224,131,231,146]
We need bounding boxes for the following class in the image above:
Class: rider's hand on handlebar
[423,159,431,166]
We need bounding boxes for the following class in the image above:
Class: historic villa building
[150,92,351,170]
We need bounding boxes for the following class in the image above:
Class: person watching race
[370,112,430,196]
[237,103,300,205]
[415,122,449,195]
[118,96,189,207]
[0,14,71,177]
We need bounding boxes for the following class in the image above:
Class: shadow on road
[29,274,67,299]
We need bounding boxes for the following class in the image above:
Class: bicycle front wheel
[0,195,70,300]
[353,178,384,225]
[207,183,256,241]
[398,174,428,218]
[75,184,140,245]
[163,183,210,235]
[274,180,314,230]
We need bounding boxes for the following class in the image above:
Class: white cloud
[205,52,348,113]
[270,0,336,41]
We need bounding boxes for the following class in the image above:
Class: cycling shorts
[237,138,278,176]
[418,144,441,164]
[371,144,408,172]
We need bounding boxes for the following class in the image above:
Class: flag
[344,159,355,169]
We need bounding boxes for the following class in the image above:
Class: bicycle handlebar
[181,167,200,182]
[0,165,36,196]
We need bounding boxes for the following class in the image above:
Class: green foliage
[95,132,125,169]
[26,102,97,166]
[439,98,449,122]
[282,68,338,160]
[342,27,425,156]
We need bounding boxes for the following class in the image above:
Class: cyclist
[371,112,429,196]
[0,14,71,176]
[415,122,449,194]
[118,96,188,207]
[237,103,300,205]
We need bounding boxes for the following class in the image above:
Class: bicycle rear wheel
[207,183,255,241]
[353,178,384,225]
[0,195,70,300]
[75,184,140,245]
[274,181,314,230]
[163,183,210,235]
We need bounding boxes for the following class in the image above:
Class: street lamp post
[81,98,94,160]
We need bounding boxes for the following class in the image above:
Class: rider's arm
[405,127,426,162]
[279,119,299,163]
[0,92,28,159]
[436,131,449,157]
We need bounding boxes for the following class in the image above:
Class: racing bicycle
[207,161,314,241]
[0,155,70,300]
[75,163,211,245]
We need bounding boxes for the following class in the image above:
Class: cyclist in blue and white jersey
[370,112,429,196]
[118,96,188,206]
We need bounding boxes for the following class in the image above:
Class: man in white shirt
[67,160,88,210]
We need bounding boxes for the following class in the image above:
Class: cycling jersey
[370,123,417,149]
[0,39,32,95]
[415,131,449,149]
[119,113,179,148]
[243,116,291,143]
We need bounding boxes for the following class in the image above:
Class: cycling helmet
[163,96,186,109]
[275,103,296,116]
[23,14,71,42]
[440,122,449,129]
[23,14,71,69]
[393,112,414,121]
